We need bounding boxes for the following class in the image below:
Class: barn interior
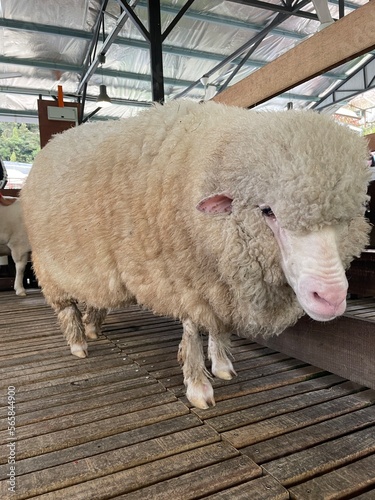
[1,1,375,498]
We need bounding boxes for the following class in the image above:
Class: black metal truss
[79,0,320,106]
[147,0,164,102]
[79,0,197,109]
[174,0,312,100]
[231,0,346,21]
[228,0,320,20]
[313,55,375,111]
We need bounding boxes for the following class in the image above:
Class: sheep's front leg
[82,306,107,339]
[11,250,29,297]
[56,301,88,358]
[178,319,215,409]
[208,331,237,381]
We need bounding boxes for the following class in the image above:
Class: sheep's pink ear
[196,193,233,214]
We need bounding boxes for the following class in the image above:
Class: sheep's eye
[260,206,274,217]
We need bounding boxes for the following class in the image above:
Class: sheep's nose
[311,289,347,316]
[298,276,348,321]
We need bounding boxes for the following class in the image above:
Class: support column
[148,0,164,103]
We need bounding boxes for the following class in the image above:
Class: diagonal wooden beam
[213,1,375,108]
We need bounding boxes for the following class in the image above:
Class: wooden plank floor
[0,289,375,499]
[345,297,375,322]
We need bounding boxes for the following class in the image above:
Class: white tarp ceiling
[0,0,372,123]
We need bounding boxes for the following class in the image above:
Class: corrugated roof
[0,0,373,122]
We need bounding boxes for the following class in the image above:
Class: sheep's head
[196,109,371,323]
[197,191,370,322]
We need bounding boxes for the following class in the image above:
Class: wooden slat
[262,425,375,487]
[348,490,375,500]
[203,474,289,500]
[345,298,375,322]
[0,348,124,379]
[207,365,323,404]
[150,352,291,380]
[114,455,261,500]
[8,374,158,414]
[213,2,375,108]
[221,389,375,449]
[205,383,369,434]
[0,414,202,479]
[0,344,120,372]
[0,397,187,462]
[3,368,150,404]
[193,374,343,420]
[27,442,240,500]
[160,358,308,390]
[242,404,375,464]
[1,380,165,429]
[289,453,375,499]
[0,356,141,391]
[0,426,222,499]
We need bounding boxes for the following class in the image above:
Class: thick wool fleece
[21,100,370,337]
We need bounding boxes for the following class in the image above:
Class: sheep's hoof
[15,290,27,297]
[84,324,99,340]
[186,379,216,409]
[211,360,237,381]
[70,343,88,358]
[212,368,236,380]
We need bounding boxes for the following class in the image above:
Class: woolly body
[0,197,31,296]
[21,101,370,407]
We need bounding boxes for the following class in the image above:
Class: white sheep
[21,101,370,408]
[0,196,31,296]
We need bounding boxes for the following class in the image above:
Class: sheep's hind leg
[10,248,28,297]
[55,301,88,358]
[208,331,237,381]
[178,319,215,409]
[82,306,107,339]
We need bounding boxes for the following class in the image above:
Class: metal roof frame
[313,54,375,111]
[0,0,371,123]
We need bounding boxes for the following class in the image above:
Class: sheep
[21,100,371,409]
[0,196,31,296]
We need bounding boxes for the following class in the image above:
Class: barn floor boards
[0,290,374,499]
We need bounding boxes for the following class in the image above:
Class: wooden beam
[256,314,375,390]
[213,2,375,108]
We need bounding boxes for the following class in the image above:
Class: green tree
[0,122,40,163]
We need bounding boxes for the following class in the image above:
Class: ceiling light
[96,53,112,108]
[96,84,112,108]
